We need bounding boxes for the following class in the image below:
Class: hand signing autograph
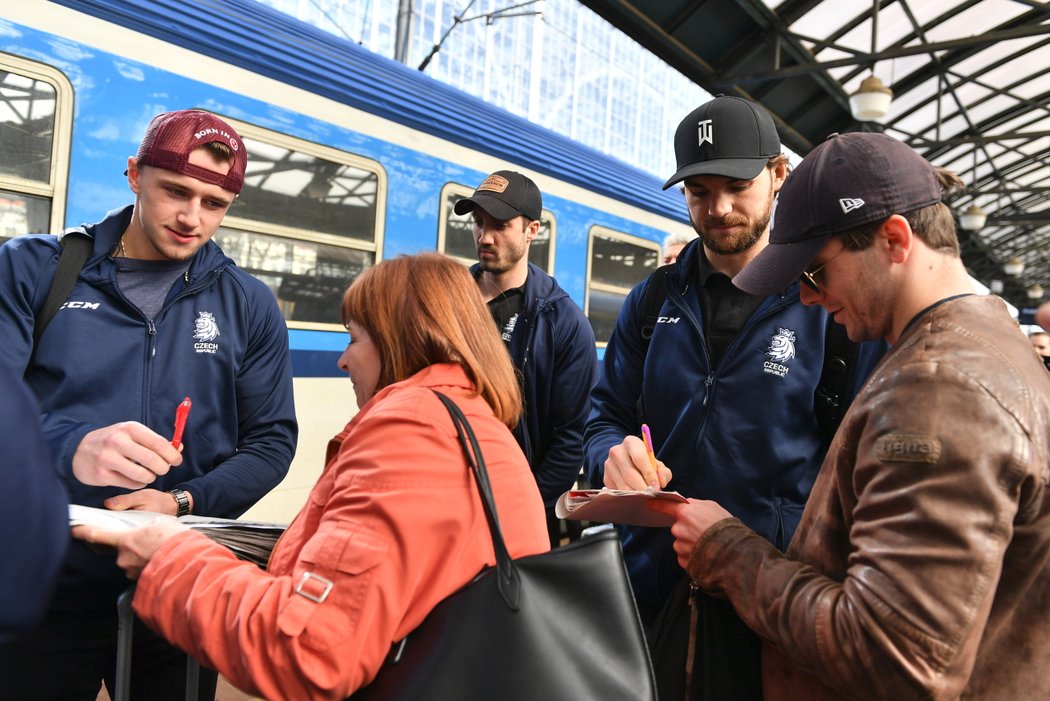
[603,435,673,491]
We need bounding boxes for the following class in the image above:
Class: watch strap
[169,488,191,517]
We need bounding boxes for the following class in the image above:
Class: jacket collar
[468,261,568,311]
[81,205,233,282]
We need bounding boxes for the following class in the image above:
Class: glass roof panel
[966,94,1024,125]
[834,5,911,56]
[982,64,1049,97]
[923,1,1025,42]
[952,36,1043,79]
[791,0,867,45]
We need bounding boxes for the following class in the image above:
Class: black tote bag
[351,391,656,700]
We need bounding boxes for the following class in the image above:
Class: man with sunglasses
[655,131,1050,700]
[584,96,884,699]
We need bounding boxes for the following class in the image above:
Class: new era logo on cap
[840,198,866,213]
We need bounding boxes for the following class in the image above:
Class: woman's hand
[72,518,190,579]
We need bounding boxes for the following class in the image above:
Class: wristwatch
[169,488,191,517]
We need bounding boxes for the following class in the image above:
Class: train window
[585,226,661,345]
[0,57,73,242]
[214,120,386,329]
[437,182,555,273]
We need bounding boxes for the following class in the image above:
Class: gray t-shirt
[114,257,191,320]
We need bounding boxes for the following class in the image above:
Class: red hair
[341,253,521,427]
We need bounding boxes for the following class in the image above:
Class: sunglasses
[799,247,845,294]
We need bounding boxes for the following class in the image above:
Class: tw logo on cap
[697,119,714,147]
[839,197,866,213]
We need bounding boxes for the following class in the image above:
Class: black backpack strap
[639,264,673,343]
[814,317,860,443]
[33,227,93,346]
[635,264,674,425]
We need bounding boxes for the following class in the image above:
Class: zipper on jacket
[701,373,715,406]
[718,293,796,362]
[143,319,158,420]
[514,300,543,468]
[661,273,795,459]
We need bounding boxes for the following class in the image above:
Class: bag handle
[431,390,522,611]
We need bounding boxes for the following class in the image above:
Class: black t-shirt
[697,253,765,369]
[487,286,525,347]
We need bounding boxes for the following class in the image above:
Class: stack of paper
[69,504,285,568]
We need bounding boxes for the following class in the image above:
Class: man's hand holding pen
[71,397,191,494]
[72,421,183,490]
[603,428,673,491]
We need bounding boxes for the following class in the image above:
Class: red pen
[171,397,192,449]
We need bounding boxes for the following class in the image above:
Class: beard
[693,180,774,255]
[477,238,528,275]
[697,215,766,255]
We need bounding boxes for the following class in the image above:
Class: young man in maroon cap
[0,110,298,700]
[655,132,1050,700]
[455,170,597,547]
[584,95,884,700]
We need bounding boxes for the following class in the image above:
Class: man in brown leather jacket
[654,132,1050,700]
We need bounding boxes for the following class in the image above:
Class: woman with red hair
[76,253,549,700]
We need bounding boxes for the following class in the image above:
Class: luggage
[113,586,201,701]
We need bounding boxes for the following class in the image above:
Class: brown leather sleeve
[687,359,1034,700]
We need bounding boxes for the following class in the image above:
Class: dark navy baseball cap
[734,131,943,296]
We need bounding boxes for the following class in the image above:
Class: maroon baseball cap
[734,131,943,296]
[134,110,247,194]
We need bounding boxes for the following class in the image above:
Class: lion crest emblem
[767,328,796,363]
[193,311,220,343]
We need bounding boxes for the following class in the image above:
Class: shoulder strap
[635,264,673,426]
[639,264,673,343]
[431,390,522,611]
[33,228,93,346]
[814,318,860,443]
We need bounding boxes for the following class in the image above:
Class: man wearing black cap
[455,170,597,546]
[654,132,1050,700]
[584,96,884,699]
[0,110,297,700]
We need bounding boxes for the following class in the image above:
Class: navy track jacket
[0,206,298,609]
[473,262,598,507]
[584,240,884,618]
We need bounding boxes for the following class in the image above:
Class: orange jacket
[133,364,549,700]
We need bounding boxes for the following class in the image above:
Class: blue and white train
[1,0,693,520]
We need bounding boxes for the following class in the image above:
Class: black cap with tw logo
[662,95,781,189]
[454,170,542,221]
[733,131,944,296]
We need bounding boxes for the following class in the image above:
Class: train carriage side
[1,0,692,521]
